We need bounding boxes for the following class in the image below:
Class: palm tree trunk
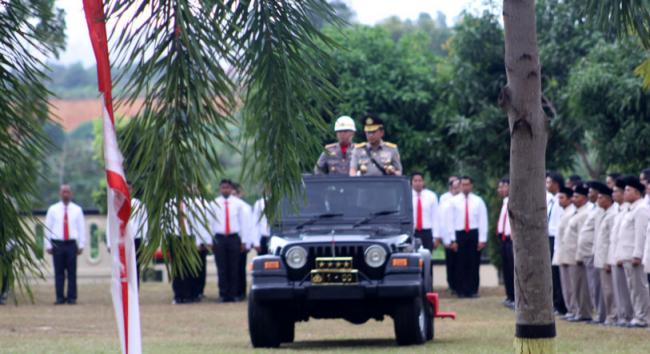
[500,0,556,353]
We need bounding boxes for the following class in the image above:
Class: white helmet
[334,115,356,132]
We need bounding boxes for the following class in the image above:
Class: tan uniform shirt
[576,205,604,261]
[314,143,355,175]
[350,140,402,176]
[615,198,649,263]
[561,203,591,265]
[594,206,617,269]
[552,204,575,266]
[607,202,627,266]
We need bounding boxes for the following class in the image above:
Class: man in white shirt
[411,172,439,252]
[553,187,576,320]
[609,178,633,326]
[253,197,271,255]
[211,179,252,302]
[546,171,567,315]
[438,176,460,294]
[496,178,513,308]
[186,196,213,300]
[45,185,86,305]
[614,176,650,327]
[106,183,148,287]
[233,183,258,300]
[448,176,488,298]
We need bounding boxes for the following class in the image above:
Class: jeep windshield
[275,176,413,234]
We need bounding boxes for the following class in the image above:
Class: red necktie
[464,196,470,233]
[225,200,231,235]
[63,205,70,241]
[416,194,423,231]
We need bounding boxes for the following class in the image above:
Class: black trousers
[52,240,78,301]
[0,249,12,298]
[414,229,434,252]
[213,233,242,300]
[444,247,457,292]
[455,229,480,297]
[549,237,567,314]
[500,236,515,302]
[197,246,208,296]
[170,241,201,303]
[260,236,270,255]
[134,238,142,287]
[238,249,249,298]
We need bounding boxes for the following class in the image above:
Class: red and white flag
[83,1,142,353]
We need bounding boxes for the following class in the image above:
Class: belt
[51,239,76,243]
[215,233,239,237]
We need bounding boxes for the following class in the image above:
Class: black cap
[559,186,574,198]
[590,181,612,197]
[615,177,626,190]
[573,183,589,196]
[363,114,384,132]
[623,176,645,195]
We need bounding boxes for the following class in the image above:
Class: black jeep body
[248,176,433,347]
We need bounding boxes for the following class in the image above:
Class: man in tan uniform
[349,115,402,176]
[592,182,617,325]
[553,186,576,320]
[608,177,634,326]
[314,116,357,175]
[565,183,593,321]
[576,182,604,323]
[614,176,650,327]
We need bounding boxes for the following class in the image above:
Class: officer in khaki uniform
[314,116,357,175]
[614,176,650,327]
[564,183,593,321]
[591,181,617,324]
[349,115,402,176]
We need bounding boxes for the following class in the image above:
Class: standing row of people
[409,174,489,299]
[549,170,650,328]
[170,180,270,304]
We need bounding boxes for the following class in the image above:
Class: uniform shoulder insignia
[325,143,337,149]
[355,142,367,148]
[384,142,397,148]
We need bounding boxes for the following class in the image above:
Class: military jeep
[248,176,434,347]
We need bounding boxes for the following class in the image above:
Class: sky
[54,0,491,66]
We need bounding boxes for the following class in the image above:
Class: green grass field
[1,282,648,353]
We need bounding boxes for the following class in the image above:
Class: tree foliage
[105,0,340,275]
[567,39,650,173]
[0,0,65,296]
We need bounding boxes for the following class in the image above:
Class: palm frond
[0,0,65,300]
[106,0,340,276]
[583,0,650,48]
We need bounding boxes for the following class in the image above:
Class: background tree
[500,0,556,352]
[567,39,650,173]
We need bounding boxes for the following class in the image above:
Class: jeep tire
[280,318,295,343]
[393,296,426,345]
[248,293,281,348]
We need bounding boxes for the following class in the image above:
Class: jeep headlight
[285,246,308,269]
[364,245,387,268]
